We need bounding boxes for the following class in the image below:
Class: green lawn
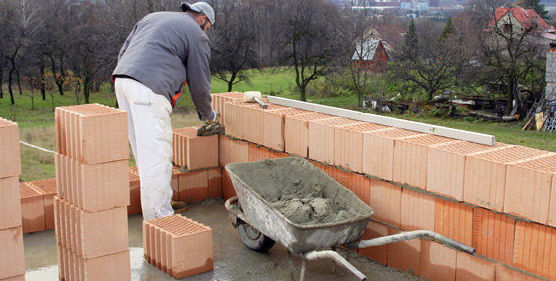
[1,67,554,181]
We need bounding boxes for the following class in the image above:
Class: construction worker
[112,2,216,220]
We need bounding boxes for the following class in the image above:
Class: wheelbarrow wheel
[238,222,275,252]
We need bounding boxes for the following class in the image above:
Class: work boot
[171,200,187,213]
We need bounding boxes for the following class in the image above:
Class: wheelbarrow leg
[302,250,367,281]
[299,261,306,281]
[287,250,296,281]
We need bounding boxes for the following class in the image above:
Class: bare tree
[281,0,344,101]
[210,0,258,92]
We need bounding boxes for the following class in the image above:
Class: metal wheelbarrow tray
[224,157,474,281]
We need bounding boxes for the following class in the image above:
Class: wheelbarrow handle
[347,230,476,255]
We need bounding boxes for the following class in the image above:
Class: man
[112,2,217,220]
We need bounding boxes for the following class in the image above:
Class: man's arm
[186,34,213,121]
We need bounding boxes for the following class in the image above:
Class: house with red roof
[485,6,556,41]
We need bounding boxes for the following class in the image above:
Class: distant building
[352,40,390,73]
[485,6,556,42]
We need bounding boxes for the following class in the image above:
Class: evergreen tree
[518,0,549,20]
[404,19,418,59]
[440,18,455,41]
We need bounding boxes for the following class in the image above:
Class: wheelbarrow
[224,157,474,281]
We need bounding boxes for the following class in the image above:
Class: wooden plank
[267,96,496,146]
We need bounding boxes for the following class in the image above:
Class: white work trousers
[115,78,174,220]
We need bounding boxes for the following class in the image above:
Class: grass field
[1,68,554,181]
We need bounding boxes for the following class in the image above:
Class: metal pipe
[302,250,367,281]
[347,230,475,254]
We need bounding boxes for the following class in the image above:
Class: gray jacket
[113,12,212,120]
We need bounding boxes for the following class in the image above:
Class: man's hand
[203,110,218,125]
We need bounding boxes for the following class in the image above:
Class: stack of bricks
[54,104,131,281]
[0,118,26,281]
[214,92,556,281]
[143,215,213,279]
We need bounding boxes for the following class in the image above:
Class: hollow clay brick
[464,145,549,212]
[513,220,556,280]
[394,134,459,190]
[505,154,556,225]
[144,215,213,279]
[0,177,22,230]
[359,221,389,265]
[387,228,421,275]
[472,207,515,265]
[64,248,131,281]
[0,274,25,281]
[223,101,246,139]
[55,104,128,164]
[178,170,208,204]
[308,117,362,164]
[207,168,222,199]
[334,122,388,173]
[284,112,334,157]
[369,180,402,227]
[219,136,248,167]
[363,128,425,182]
[400,189,435,231]
[0,227,25,279]
[0,118,21,178]
[263,108,308,151]
[455,251,495,281]
[243,103,284,145]
[435,198,473,246]
[128,171,142,215]
[172,128,188,167]
[269,149,289,159]
[248,143,270,161]
[222,169,236,199]
[495,263,544,281]
[173,127,219,170]
[420,240,457,281]
[211,92,244,127]
[428,141,508,201]
[56,154,129,212]
[337,172,371,205]
[172,166,181,200]
[20,182,46,233]
[27,178,57,229]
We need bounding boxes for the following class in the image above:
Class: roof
[352,40,389,61]
[487,7,554,31]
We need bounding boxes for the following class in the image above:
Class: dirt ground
[23,200,421,281]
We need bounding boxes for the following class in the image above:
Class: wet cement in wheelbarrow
[229,158,368,225]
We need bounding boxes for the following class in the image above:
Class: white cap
[181,2,215,25]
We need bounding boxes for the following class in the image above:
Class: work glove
[203,110,218,125]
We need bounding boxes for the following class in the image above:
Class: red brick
[56,153,129,212]
[0,118,21,178]
[363,128,424,182]
[505,154,556,225]
[208,168,222,199]
[387,228,421,275]
[400,189,435,231]
[128,171,142,215]
[248,143,270,161]
[178,170,208,204]
[495,263,544,281]
[359,221,389,265]
[513,221,556,280]
[435,199,473,246]
[284,112,333,157]
[55,104,128,164]
[144,215,213,279]
[20,182,46,233]
[0,177,22,230]
[394,134,458,190]
[55,198,129,259]
[472,207,515,264]
[334,122,388,173]
[369,180,402,227]
[455,252,495,281]
[464,145,549,212]
[428,142,508,201]
[0,227,25,279]
[222,169,236,199]
[420,240,457,281]
[263,108,308,151]
[308,117,362,165]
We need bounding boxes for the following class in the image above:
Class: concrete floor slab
[24,200,420,281]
